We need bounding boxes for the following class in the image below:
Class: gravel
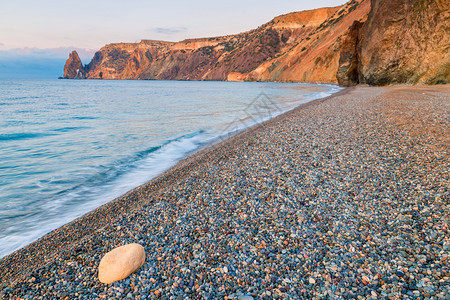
[1,85,449,299]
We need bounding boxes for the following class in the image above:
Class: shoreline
[0,86,348,281]
[0,86,349,283]
[0,81,341,261]
[1,85,449,298]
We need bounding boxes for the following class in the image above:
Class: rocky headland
[63,51,86,79]
[63,0,449,86]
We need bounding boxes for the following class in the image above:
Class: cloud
[0,42,4,46]
[0,47,96,62]
[0,47,98,78]
[153,27,188,35]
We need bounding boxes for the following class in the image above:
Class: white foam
[0,84,343,259]
[0,132,214,258]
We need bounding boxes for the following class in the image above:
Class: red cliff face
[63,0,448,85]
[64,0,370,83]
[63,51,86,79]
[360,0,449,85]
[247,0,370,83]
[336,21,364,86]
[338,0,450,85]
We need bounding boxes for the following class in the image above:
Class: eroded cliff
[64,0,370,83]
[63,0,449,86]
[63,51,86,79]
[338,0,450,85]
[247,0,370,83]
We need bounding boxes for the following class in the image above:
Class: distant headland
[63,0,449,86]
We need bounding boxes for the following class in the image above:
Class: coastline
[1,85,449,298]
[0,81,342,260]
[0,86,348,284]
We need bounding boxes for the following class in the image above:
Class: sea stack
[63,50,86,79]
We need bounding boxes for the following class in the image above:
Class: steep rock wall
[63,0,370,84]
[338,0,450,86]
[63,51,86,79]
[336,21,364,86]
[358,0,450,85]
[248,0,370,83]
[64,0,448,86]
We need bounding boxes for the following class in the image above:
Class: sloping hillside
[64,0,370,83]
[64,0,449,85]
[246,0,370,83]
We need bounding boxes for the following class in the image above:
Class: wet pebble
[1,86,449,299]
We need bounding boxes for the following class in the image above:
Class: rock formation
[63,0,449,86]
[63,0,370,83]
[63,51,86,79]
[336,21,364,86]
[338,0,450,85]
[248,0,370,83]
[98,243,145,284]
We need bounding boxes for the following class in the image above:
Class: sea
[0,79,342,258]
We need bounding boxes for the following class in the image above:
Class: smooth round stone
[98,243,146,284]
[237,296,254,300]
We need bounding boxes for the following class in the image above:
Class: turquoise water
[0,79,341,258]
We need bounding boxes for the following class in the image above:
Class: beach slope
[1,86,449,298]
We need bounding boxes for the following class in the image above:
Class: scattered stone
[98,243,145,284]
[237,296,254,300]
[396,270,405,277]
[1,86,449,298]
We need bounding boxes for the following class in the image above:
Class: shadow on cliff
[64,0,449,86]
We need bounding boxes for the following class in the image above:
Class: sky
[0,0,347,78]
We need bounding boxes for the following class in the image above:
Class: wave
[0,132,57,141]
[0,83,343,259]
[72,116,98,120]
[0,131,213,258]
[51,126,91,133]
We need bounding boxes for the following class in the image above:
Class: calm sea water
[0,79,341,258]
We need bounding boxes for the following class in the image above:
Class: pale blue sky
[0,0,347,51]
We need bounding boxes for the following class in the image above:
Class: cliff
[63,0,449,86]
[64,0,370,83]
[338,0,450,85]
[63,51,86,79]
[247,0,370,83]
[337,21,364,86]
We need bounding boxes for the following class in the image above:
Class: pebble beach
[0,86,449,299]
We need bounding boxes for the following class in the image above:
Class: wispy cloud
[0,47,98,78]
[153,27,188,35]
[0,47,96,62]
[0,42,4,47]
